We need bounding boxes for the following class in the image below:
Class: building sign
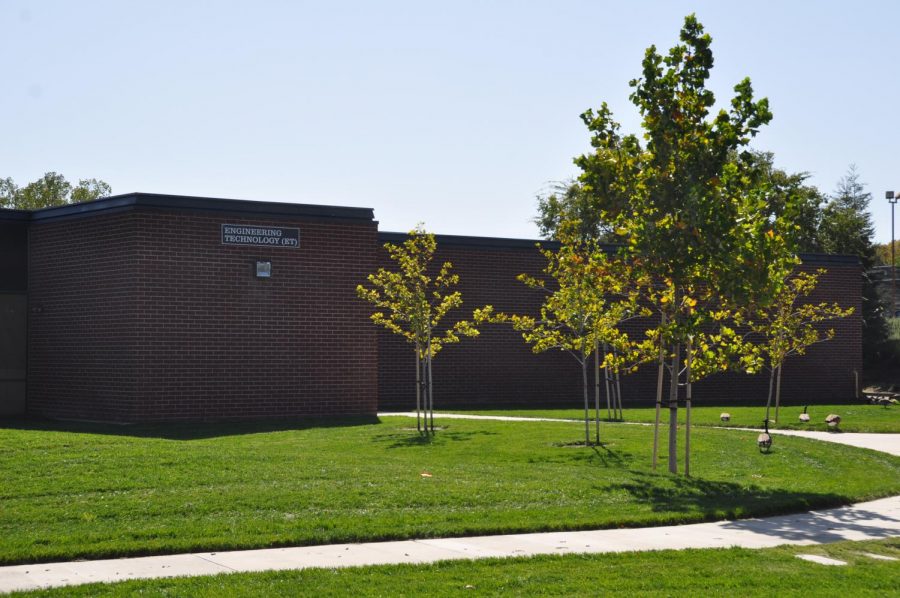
[221,224,300,248]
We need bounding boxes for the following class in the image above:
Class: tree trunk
[764,366,775,424]
[651,315,666,471]
[603,345,612,421]
[415,343,422,434]
[427,347,434,434]
[774,364,783,423]
[668,344,681,474]
[684,338,693,478]
[581,358,590,446]
[614,348,623,420]
[594,343,601,444]
[606,366,614,420]
[616,371,624,420]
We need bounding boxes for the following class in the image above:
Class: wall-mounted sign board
[221,224,300,248]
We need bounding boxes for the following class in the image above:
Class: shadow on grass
[530,442,635,468]
[372,428,499,449]
[596,471,852,520]
[0,415,381,440]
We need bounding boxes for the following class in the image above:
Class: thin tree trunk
[651,314,666,471]
[668,344,681,474]
[774,364,783,423]
[606,366,614,420]
[582,358,590,446]
[764,366,775,424]
[603,345,612,421]
[616,371,624,420]
[614,346,623,420]
[427,347,434,434]
[415,343,422,434]
[684,337,693,478]
[594,343,601,444]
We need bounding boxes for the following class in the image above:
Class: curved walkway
[1,414,898,593]
[380,412,900,457]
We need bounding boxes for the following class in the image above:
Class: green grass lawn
[445,403,900,433]
[12,538,900,597]
[1,415,899,566]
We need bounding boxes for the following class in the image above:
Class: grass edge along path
[9,538,900,597]
[443,403,900,433]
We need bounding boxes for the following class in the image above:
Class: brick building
[0,194,862,422]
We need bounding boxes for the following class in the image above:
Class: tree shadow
[530,441,634,468]
[372,428,499,449]
[595,471,856,521]
[589,442,632,467]
[720,504,900,544]
[0,415,381,440]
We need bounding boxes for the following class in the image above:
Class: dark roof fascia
[378,231,565,251]
[29,193,375,223]
[797,253,861,266]
[378,232,860,265]
[0,209,31,222]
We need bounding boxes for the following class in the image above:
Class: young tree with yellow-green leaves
[574,15,800,474]
[743,270,854,423]
[475,227,648,446]
[356,226,478,435]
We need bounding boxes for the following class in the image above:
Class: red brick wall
[376,239,583,410]
[25,211,862,422]
[28,213,141,421]
[376,236,863,410]
[28,209,378,422]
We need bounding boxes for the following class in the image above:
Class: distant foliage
[534,180,618,242]
[0,172,111,210]
[819,167,890,363]
[874,241,899,267]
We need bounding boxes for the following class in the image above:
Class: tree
[474,227,646,445]
[0,172,111,210]
[574,15,799,474]
[819,166,889,364]
[874,241,899,267]
[742,151,825,253]
[741,270,854,423]
[356,226,478,434]
[534,179,617,242]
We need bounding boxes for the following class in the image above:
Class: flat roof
[0,209,31,222]
[11,193,375,223]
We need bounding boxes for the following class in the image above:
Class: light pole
[888,191,898,317]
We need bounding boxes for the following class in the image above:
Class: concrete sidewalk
[2,414,898,593]
[2,496,898,593]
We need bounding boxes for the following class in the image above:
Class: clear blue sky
[2,1,898,243]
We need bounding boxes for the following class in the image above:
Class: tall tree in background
[574,15,799,474]
[742,151,825,253]
[534,180,618,242]
[357,226,479,434]
[0,172,111,210]
[819,166,889,363]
